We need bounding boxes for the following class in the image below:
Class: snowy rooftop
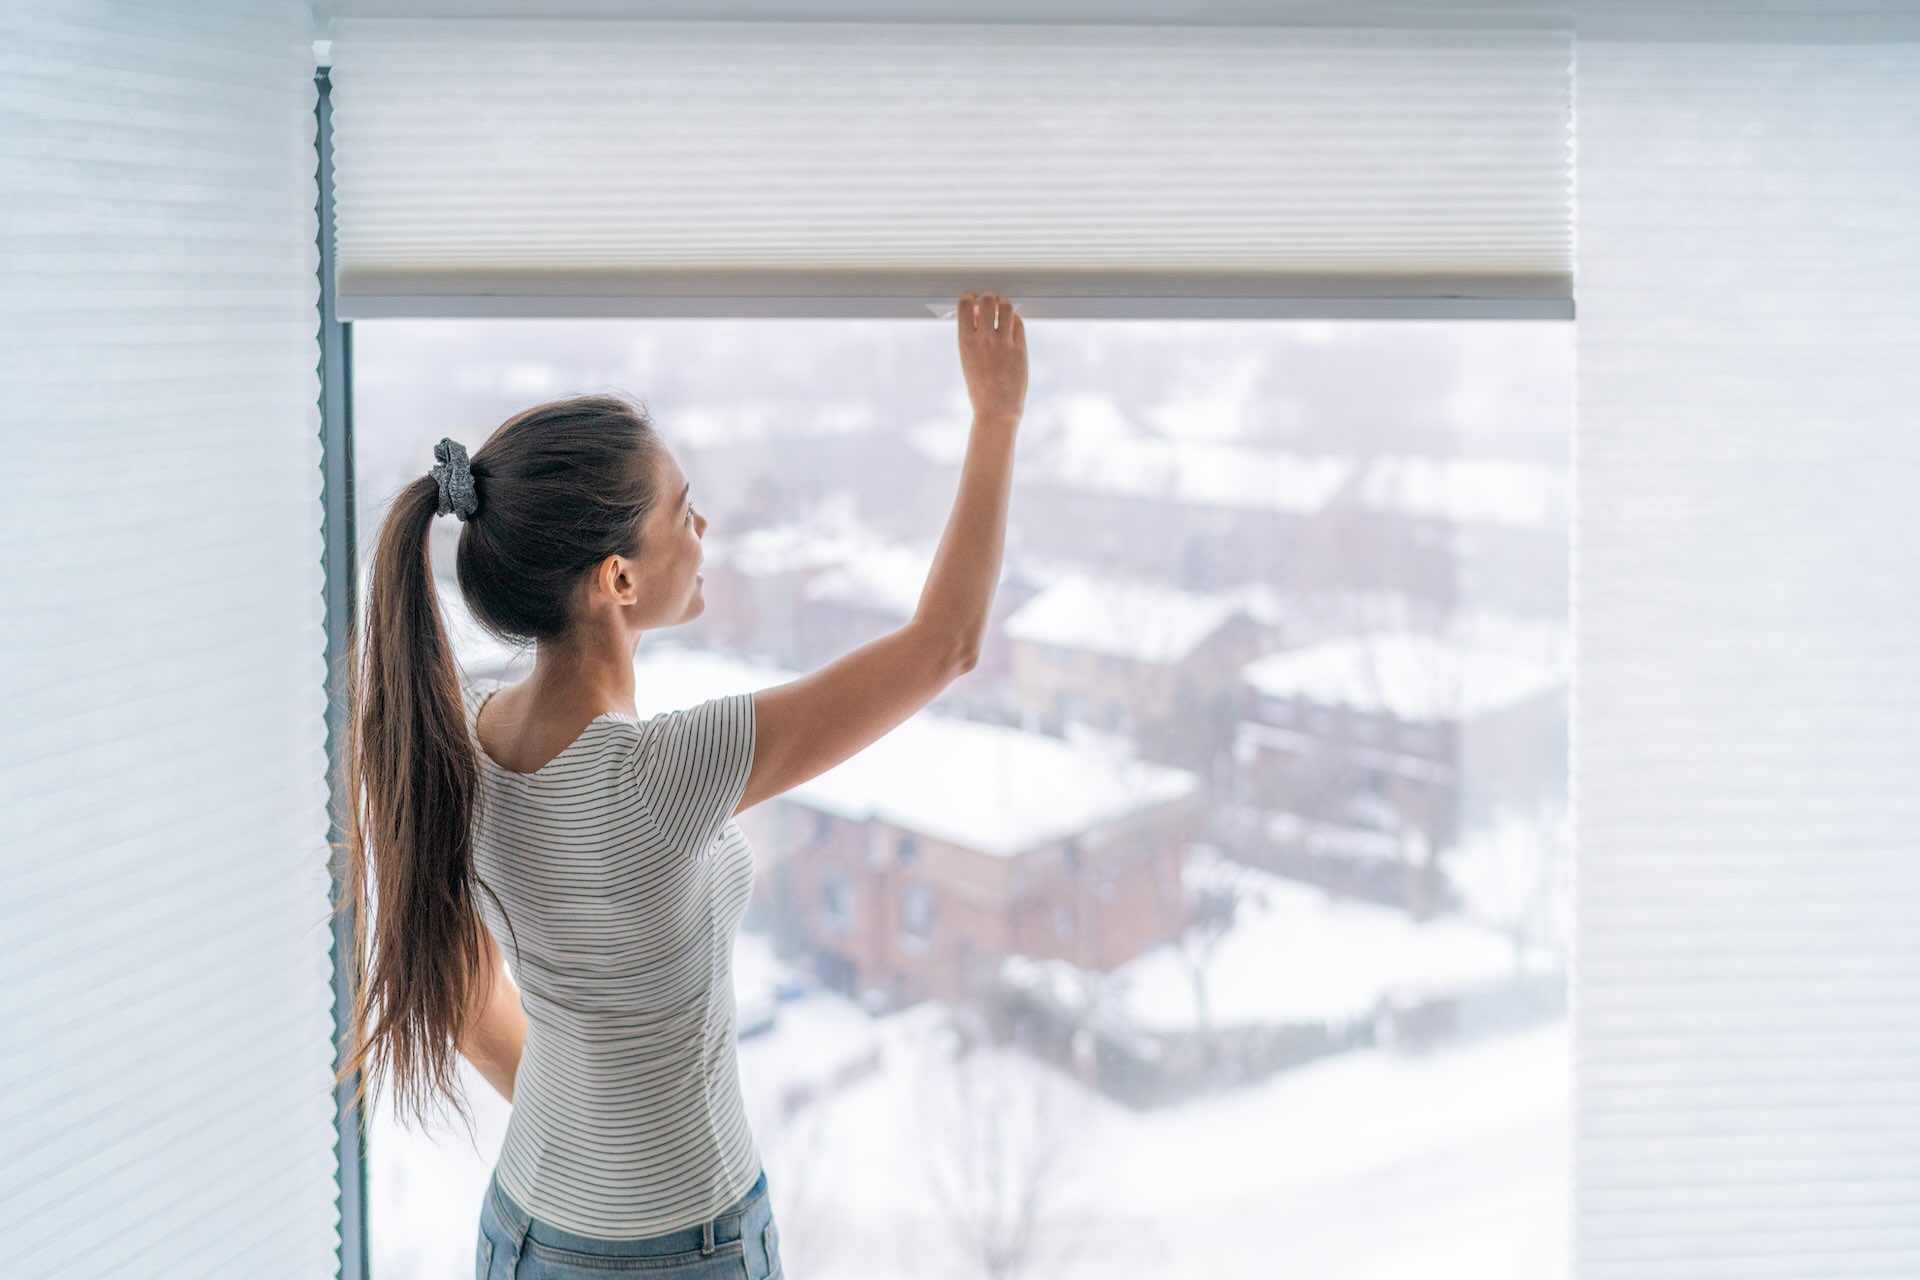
[704,491,873,577]
[662,398,876,449]
[1242,631,1566,722]
[1351,454,1567,531]
[1004,572,1248,665]
[800,541,941,618]
[1222,582,1404,630]
[910,391,1352,515]
[707,495,1017,616]
[631,645,1204,857]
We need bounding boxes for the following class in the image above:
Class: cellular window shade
[1572,35,1920,1280]
[0,2,341,1276]
[323,15,1574,319]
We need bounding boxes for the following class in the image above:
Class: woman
[331,292,1027,1278]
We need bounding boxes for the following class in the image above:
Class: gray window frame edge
[317,65,369,1280]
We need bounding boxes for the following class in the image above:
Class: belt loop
[491,1175,532,1270]
[701,1216,716,1256]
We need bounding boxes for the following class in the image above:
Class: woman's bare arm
[736,290,1027,814]
[454,921,526,1103]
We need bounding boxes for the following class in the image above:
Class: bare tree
[910,1010,1107,1280]
[1449,794,1571,976]
[1015,574,1256,1081]
[1142,841,1246,1069]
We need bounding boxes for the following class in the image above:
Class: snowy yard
[371,926,1568,1280]
[1095,853,1561,1032]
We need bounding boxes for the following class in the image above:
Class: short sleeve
[633,691,757,854]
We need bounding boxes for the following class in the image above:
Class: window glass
[360,317,1571,1279]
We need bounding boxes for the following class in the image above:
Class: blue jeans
[477,1168,783,1279]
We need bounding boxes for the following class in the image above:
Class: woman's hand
[956,290,1027,427]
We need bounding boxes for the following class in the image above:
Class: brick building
[762,711,1208,1009]
[1233,623,1567,878]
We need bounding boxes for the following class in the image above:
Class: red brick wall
[778,801,1199,1007]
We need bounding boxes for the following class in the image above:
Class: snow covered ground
[1102,855,1561,1031]
[370,926,1569,1280]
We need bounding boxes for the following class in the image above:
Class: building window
[957,940,983,988]
[821,869,855,934]
[898,833,919,866]
[902,883,935,949]
[1053,903,1075,941]
[813,810,834,843]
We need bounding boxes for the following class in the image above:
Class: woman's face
[617,448,708,631]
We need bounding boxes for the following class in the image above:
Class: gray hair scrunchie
[430,437,478,521]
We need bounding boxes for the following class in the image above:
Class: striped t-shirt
[459,675,763,1238]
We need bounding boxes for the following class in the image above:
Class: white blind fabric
[0,2,341,1276]
[1572,36,1920,1280]
[323,14,1573,319]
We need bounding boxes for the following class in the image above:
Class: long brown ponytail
[330,393,666,1134]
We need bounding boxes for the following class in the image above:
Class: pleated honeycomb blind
[322,12,1575,319]
[0,2,342,1275]
[1572,34,1920,1280]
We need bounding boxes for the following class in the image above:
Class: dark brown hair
[329,393,665,1133]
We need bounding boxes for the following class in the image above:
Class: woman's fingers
[952,289,983,330]
[956,289,1016,336]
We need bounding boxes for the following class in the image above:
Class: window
[359,315,1570,1279]
[821,869,855,935]
[902,884,935,947]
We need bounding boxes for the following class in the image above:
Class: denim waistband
[487,1167,769,1263]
